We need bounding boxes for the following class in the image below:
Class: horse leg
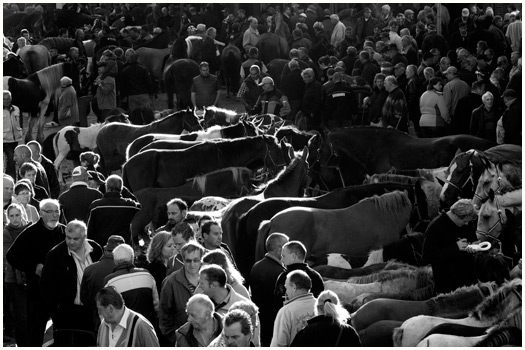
[25,115,38,143]
[36,98,51,144]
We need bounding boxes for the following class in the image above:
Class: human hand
[35,263,44,277]
[457,238,468,251]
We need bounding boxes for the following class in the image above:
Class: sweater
[97,307,160,347]
[270,293,317,347]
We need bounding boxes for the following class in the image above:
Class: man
[103,244,159,328]
[242,17,260,54]
[251,76,290,117]
[200,220,237,268]
[393,63,408,92]
[201,27,221,74]
[505,11,522,52]
[26,141,60,199]
[237,65,266,112]
[274,240,324,301]
[166,221,197,275]
[249,232,289,346]
[388,21,403,52]
[87,175,141,248]
[378,4,394,30]
[3,174,15,213]
[496,89,521,146]
[509,51,521,80]
[191,61,221,110]
[40,220,102,332]
[449,22,474,54]
[381,76,408,131]
[160,241,204,344]
[219,309,255,347]
[421,24,448,56]
[3,91,22,180]
[329,14,345,48]
[270,270,316,347]
[6,199,65,346]
[297,68,322,131]
[309,22,330,63]
[59,166,102,223]
[280,60,305,122]
[18,162,48,201]
[156,198,188,233]
[355,7,378,47]
[13,145,50,195]
[322,71,356,129]
[359,50,380,87]
[422,199,478,294]
[81,235,125,332]
[443,66,470,131]
[197,264,249,315]
[96,286,159,346]
[120,49,154,118]
[239,47,267,80]
[452,81,485,135]
[389,43,408,67]
[175,294,223,347]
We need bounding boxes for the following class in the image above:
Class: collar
[115,306,131,330]
[284,292,314,305]
[68,239,93,257]
[265,253,284,267]
[69,181,88,188]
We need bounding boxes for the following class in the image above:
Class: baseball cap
[258,76,274,86]
[462,8,470,16]
[71,166,88,178]
[299,13,307,18]
[443,66,458,75]
[88,170,106,184]
[104,235,125,251]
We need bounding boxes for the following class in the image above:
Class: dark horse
[3,54,28,78]
[17,45,51,75]
[313,127,496,191]
[95,109,202,173]
[163,58,200,110]
[221,148,310,279]
[221,44,242,98]
[440,144,522,210]
[122,135,292,193]
[38,37,75,54]
[4,62,72,143]
[255,33,289,64]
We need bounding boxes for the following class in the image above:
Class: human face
[172,233,188,254]
[23,170,37,185]
[167,204,185,225]
[433,81,443,92]
[284,276,296,300]
[13,150,24,167]
[162,238,176,261]
[200,66,210,77]
[374,77,385,89]
[301,72,313,84]
[96,301,117,325]
[183,250,202,276]
[40,203,60,229]
[3,94,11,108]
[196,273,213,296]
[281,247,295,266]
[384,79,394,92]
[3,178,14,201]
[483,95,494,108]
[15,189,31,205]
[224,322,251,347]
[186,300,210,330]
[203,224,222,249]
[66,226,86,253]
[250,19,258,29]
[7,208,23,227]
[249,69,260,80]
[364,10,371,19]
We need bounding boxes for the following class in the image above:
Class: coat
[59,182,102,223]
[58,85,79,125]
[290,315,362,347]
[97,307,160,347]
[175,312,223,347]
[3,105,22,143]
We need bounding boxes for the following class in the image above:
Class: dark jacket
[87,191,141,247]
[453,93,482,135]
[309,30,331,62]
[470,105,500,142]
[145,261,167,295]
[361,60,380,87]
[323,81,357,122]
[240,75,266,109]
[501,99,522,146]
[355,16,378,45]
[290,315,362,347]
[274,262,324,299]
[175,312,223,347]
[38,155,60,199]
[120,61,154,97]
[422,213,477,294]
[368,87,389,124]
[59,182,102,223]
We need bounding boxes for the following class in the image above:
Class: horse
[266,58,289,89]
[17,44,51,75]
[122,136,292,193]
[472,160,522,209]
[131,167,255,240]
[392,278,522,346]
[255,33,289,64]
[95,109,202,173]
[3,54,28,78]
[201,106,244,128]
[307,253,353,270]
[38,37,75,54]
[221,44,242,98]
[126,121,258,159]
[348,285,436,313]
[4,62,72,144]
[190,196,233,212]
[351,281,498,333]
[52,113,130,179]
[314,127,496,191]
[363,232,426,267]
[51,8,97,32]
[256,191,413,264]
[238,182,424,275]
[136,47,171,89]
[323,265,433,304]
[274,125,319,151]
[382,166,449,185]
[221,148,310,279]
[133,31,171,50]
[439,144,522,210]
[417,306,522,346]
[163,58,200,110]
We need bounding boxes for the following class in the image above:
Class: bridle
[311,142,347,191]
[444,154,476,198]
[473,162,503,203]
[182,112,201,131]
[263,143,287,174]
[475,192,505,254]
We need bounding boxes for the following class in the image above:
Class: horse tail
[392,327,404,347]
[27,48,36,74]
[193,174,207,194]
[475,327,522,347]
[364,249,384,266]
[255,220,272,261]
[52,131,59,159]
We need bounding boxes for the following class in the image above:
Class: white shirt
[68,240,93,305]
[108,307,131,347]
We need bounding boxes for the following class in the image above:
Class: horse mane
[487,306,522,334]
[370,173,422,184]
[35,62,63,94]
[204,106,239,122]
[469,278,522,322]
[191,167,252,193]
[498,162,523,190]
[476,326,522,347]
[348,265,432,287]
[358,190,412,216]
[255,154,302,192]
[426,282,498,316]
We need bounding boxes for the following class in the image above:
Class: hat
[258,76,274,86]
[462,8,470,16]
[299,13,307,18]
[443,66,458,75]
[88,170,106,184]
[71,166,88,178]
[104,235,125,251]
[502,89,517,99]
[394,62,406,69]
[60,76,72,88]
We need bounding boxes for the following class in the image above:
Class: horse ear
[364,174,371,184]
[436,177,445,187]
[387,166,396,174]
[302,146,309,160]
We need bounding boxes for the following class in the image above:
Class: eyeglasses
[42,209,60,215]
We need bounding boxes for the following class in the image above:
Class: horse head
[440,149,478,210]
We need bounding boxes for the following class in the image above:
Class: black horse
[163,59,200,110]
[221,44,242,98]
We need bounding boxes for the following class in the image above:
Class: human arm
[436,95,450,123]
[191,92,197,109]
[270,308,292,347]
[496,116,505,144]
[159,279,177,343]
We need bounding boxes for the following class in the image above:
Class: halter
[263,143,287,172]
[315,142,347,189]
[475,192,505,254]
[445,158,476,198]
[473,163,503,203]
[182,112,200,131]
[511,285,522,302]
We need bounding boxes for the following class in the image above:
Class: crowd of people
[2,2,523,347]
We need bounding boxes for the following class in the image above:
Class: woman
[290,290,361,347]
[80,151,101,172]
[470,91,499,143]
[145,231,176,294]
[3,203,30,347]
[419,77,449,137]
[201,250,250,299]
[364,73,388,126]
[13,180,39,223]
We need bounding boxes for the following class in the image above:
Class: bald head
[14,145,32,167]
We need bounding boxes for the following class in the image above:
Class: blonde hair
[316,290,350,325]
